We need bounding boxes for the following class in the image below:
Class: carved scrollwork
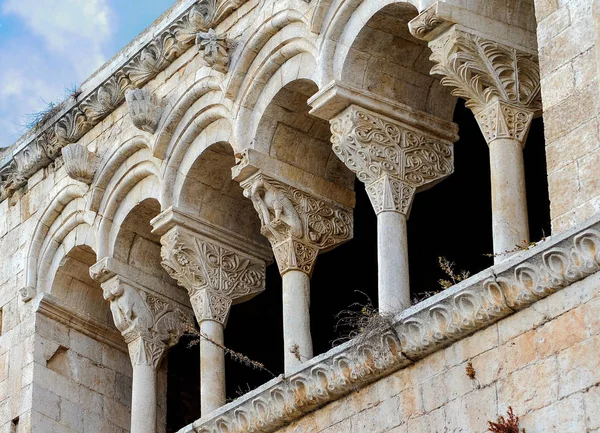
[160,228,265,322]
[408,4,453,41]
[330,106,454,215]
[102,277,191,368]
[428,27,542,115]
[61,143,98,185]
[240,174,353,275]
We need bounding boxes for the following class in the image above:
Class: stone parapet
[176,212,600,433]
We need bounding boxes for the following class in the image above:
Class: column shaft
[489,138,529,260]
[282,270,313,373]
[131,363,158,433]
[200,320,226,414]
[377,211,411,313]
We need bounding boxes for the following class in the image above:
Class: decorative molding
[125,88,163,134]
[0,0,249,202]
[407,3,453,41]
[240,174,353,275]
[36,294,127,352]
[475,101,535,145]
[160,227,265,323]
[330,106,453,215]
[177,215,600,433]
[427,27,542,115]
[196,28,230,73]
[62,143,99,184]
[102,276,192,368]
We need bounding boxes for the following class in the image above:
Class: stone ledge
[36,294,126,352]
[177,212,600,433]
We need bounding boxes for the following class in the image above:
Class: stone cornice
[176,213,600,433]
[36,294,126,353]
[0,0,248,202]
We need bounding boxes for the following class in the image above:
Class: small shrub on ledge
[488,407,525,433]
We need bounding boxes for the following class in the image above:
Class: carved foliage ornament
[196,28,230,73]
[428,28,542,115]
[125,88,163,134]
[240,174,353,275]
[102,277,192,368]
[0,0,249,201]
[330,107,453,214]
[160,229,265,321]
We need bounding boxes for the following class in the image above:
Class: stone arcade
[0,0,600,431]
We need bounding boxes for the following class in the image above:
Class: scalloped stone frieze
[178,217,600,433]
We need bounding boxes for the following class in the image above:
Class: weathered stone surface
[0,0,598,432]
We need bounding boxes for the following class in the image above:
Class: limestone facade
[0,0,598,432]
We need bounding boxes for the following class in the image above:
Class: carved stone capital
[125,88,163,134]
[196,28,230,73]
[240,174,353,275]
[101,276,192,368]
[62,143,98,184]
[190,289,233,325]
[475,101,535,145]
[426,26,541,116]
[330,106,453,215]
[160,227,265,323]
[365,175,417,215]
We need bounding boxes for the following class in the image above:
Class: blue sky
[0,0,176,147]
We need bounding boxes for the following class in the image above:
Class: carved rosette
[125,88,163,133]
[160,228,265,324]
[330,106,453,216]
[101,276,192,368]
[196,28,230,73]
[240,174,353,276]
[475,101,535,145]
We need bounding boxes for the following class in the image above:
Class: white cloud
[2,0,114,77]
[0,0,116,146]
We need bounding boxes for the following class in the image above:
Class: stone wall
[274,270,600,433]
[536,0,600,233]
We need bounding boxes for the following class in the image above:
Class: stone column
[89,262,191,433]
[234,170,352,372]
[154,209,269,414]
[410,15,542,260]
[330,106,454,313]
